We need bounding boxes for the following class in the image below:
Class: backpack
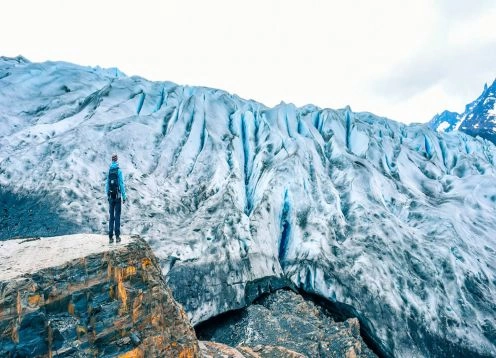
[108,167,120,199]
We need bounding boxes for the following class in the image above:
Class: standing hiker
[106,154,127,243]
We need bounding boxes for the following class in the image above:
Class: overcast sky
[1,0,495,123]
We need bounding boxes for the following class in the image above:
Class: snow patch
[0,234,133,281]
[437,121,451,132]
[488,102,496,117]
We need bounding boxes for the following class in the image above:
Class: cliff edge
[0,234,199,357]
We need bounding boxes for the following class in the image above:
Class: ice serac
[1,57,496,357]
[0,234,200,357]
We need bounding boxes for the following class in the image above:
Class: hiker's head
[112,154,118,162]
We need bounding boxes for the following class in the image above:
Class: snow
[0,234,132,281]
[488,102,496,117]
[437,121,451,132]
[1,57,495,357]
[454,114,466,131]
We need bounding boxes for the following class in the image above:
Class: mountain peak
[428,78,496,143]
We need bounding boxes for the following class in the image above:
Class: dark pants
[108,197,122,237]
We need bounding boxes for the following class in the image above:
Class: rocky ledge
[197,289,377,357]
[0,234,199,357]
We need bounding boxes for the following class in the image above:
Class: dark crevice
[278,190,291,263]
[439,139,449,170]
[136,91,146,115]
[194,306,245,342]
[161,106,176,136]
[240,113,252,214]
[195,287,381,357]
[424,134,433,159]
[154,86,165,113]
[187,112,208,176]
[0,71,11,80]
[346,111,352,151]
[284,110,293,139]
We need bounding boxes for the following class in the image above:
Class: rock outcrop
[200,341,306,357]
[0,234,199,357]
[197,289,376,357]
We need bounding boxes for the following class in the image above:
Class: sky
[1,0,495,124]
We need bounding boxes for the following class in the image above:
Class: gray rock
[197,289,377,357]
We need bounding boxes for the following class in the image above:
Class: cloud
[373,1,496,103]
[0,0,494,124]
[374,41,496,101]
[435,0,494,21]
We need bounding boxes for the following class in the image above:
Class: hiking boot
[116,236,121,243]
[109,236,114,244]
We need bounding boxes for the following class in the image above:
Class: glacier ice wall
[1,57,495,357]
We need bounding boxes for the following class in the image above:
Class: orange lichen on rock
[123,266,137,280]
[141,257,152,269]
[11,322,19,343]
[118,348,144,358]
[76,325,87,339]
[111,266,137,315]
[107,260,113,280]
[16,291,21,321]
[145,335,165,349]
[346,346,358,358]
[132,292,144,323]
[68,302,75,316]
[178,347,196,358]
[113,266,137,282]
[28,294,41,307]
[179,307,189,321]
[151,312,162,327]
[117,282,127,311]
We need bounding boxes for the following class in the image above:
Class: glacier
[1,56,496,357]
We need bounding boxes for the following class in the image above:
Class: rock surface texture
[0,234,199,357]
[1,57,496,357]
[197,289,376,358]
[199,340,306,358]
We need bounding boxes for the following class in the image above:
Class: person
[105,154,127,243]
